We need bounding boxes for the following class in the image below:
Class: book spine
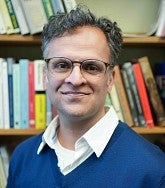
[51,0,65,14]
[0,0,14,34]
[139,56,165,126]
[19,59,29,128]
[11,0,29,35]
[110,84,124,121]
[2,59,10,129]
[13,63,21,129]
[46,91,52,126]
[5,0,20,33]
[114,65,134,126]
[20,0,48,34]
[0,12,6,34]
[122,62,146,126]
[133,63,154,127]
[7,57,15,128]
[121,69,139,126]
[42,0,54,20]
[0,60,4,128]
[35,93,46,129]
[28,62,35,128]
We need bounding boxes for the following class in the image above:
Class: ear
[107,69,115,93]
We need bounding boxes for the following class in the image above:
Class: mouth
[61,91,90,96]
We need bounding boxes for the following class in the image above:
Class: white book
[110,84,124,121]
[0,59,4,128]
[13,63,21,129]
[34,60,45,91]
[20,0,48,34]
[11,0,29,35]
[2,59,10,129]
[63,0,77,13]
[156,0,165,36]
[0,12,6,34]
[0,0,14,34]
[0,155,7,188]
[0,146,9,179]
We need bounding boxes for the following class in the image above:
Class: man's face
[44,26,114,121]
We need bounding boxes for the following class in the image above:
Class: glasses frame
[45,57,114,77]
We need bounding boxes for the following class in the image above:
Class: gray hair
[41,5,123,66]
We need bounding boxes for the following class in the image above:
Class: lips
[61,91,90,95]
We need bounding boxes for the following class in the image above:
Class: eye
[49,58,72,72]
[82,60,104,74]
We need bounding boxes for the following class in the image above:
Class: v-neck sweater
[7,121,165,188]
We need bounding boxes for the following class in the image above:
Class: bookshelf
[0,35,165,151]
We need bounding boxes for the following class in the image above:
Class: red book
[133,63,154,127]
[28,62,35,128]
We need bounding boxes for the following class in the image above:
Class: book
[46,91,52,126]
[0,11,6,34]
[110,84,124,121]
[7,57,15,128]
[20,0,48,34]
[34,60,46,129]
[121,69,139,126]
[28,62,35,128]
[11,0,29,35]
[0,146,9,179]
[155,62,165,108]
[155,0,165,37]
[63,0,77,13]
[0,0,14,34]
[5,0,20,33]
[122,62,146,126]
[105,92,111,107]
[51,0,65,14]
[1,59,10,129]
[0,59,4,128]
[19,59,29,129]
[42,0,54,20]
[13,63,21,129]
[114,65,134,126]
[133,62,154,128]
[35,93,46,129]
[0,154,7,188]
[138,56,165,126]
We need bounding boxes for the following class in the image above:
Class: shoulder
[110,121,165,164]
[11,132,44,160]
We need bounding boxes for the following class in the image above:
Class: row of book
[0,56,165,130]
[0,0,77,35]
[0,57,54,130]
[105,56,165,128]
[0,145,9,188]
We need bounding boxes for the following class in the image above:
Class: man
[7,6,165,188]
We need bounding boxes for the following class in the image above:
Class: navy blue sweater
[7,122,165,188]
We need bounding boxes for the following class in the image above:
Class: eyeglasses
[45,57,113,78]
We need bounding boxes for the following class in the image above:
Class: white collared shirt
[37,106,119,175]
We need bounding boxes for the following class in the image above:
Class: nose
[64,65,87,85]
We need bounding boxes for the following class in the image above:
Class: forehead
[46,26,110,61]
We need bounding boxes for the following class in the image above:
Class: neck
[57,108,106,150]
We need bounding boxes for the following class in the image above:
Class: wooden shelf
[0,35,165,46]
[132,127,165,134]
[0,127,165,136]
[0,129,44,136]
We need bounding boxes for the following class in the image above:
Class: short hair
[41,5,123,66]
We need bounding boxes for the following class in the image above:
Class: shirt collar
[37,106,119,156]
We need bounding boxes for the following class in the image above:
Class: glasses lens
[82,60,106,75]
[48,58,72,74]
